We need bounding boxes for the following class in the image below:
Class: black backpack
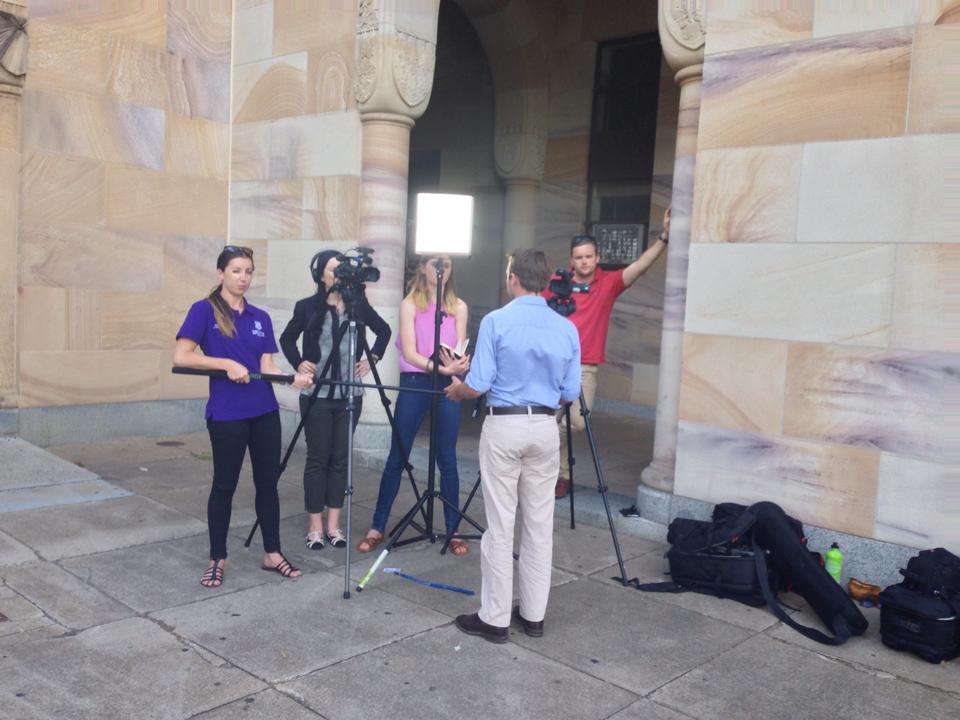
[879,548,960,663]
[638,501,869,645]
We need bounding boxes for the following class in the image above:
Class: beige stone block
[230,180,303,240]
[101,290,189,351]
[267,240,350,301]
[165,115,229,179]
[106,32,187,111]
[543,134,589,183]
[783,343,954,464]
[891,245,958,352]
[105,166,228,237]
[18,286,101,352]
[301,175,360,241]
[268,111,362,179]
[705,0,813,54]
[692,145,801,243]
[0,148,17,243]
[797,135,955,245]
[30,0,169,48]
[630,362,660,407]
[0,94,18,150]
[233,53,307,123]
[162,235,232,297]
[25,19,111,96]
[875,454,959,550]
[812,0,952,37]
[20,223,164,293]
[685,244,895,347]
[21,151,106,226]
[306,46,355,113]
[158,349,207,401]
[166,0,232,62]
[908,23,960,135]
[0,149,16,407]
[230,120,271,182]
[675,421,880,538]
[273,0,355,56]
[699,29,911,150]
[19,350,161,408]
[234,0,274,65]
[679,334,788,436]
[22,89,165,170]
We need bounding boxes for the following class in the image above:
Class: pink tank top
[397,303,459,373]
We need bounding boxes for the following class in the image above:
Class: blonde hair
[208,246,254,338]
[406,256,460,314]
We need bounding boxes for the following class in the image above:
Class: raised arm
[622,206,670,289]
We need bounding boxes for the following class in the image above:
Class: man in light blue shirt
[445,249,580,642]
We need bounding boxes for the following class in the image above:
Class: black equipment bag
[879,547,960,663]
[638,501,868,645]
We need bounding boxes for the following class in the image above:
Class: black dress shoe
[454,613,508,644]
[511,607,544,637]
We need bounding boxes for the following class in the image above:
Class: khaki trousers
[478,414,559,627]
[558,363,598,480]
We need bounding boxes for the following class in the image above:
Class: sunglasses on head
[223,245,254,257]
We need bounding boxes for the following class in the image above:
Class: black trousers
[300,395,362,513]
[206,410,282,559]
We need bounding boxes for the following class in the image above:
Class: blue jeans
[371,373,462,534]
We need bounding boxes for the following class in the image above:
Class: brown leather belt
[487,405,555,416]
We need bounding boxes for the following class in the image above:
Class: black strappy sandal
[200,559,224,588]
[262,555,300,579]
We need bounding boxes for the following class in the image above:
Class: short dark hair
[570,234,597,253]
[507,249,550,293]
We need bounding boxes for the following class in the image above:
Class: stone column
[639,1,705,495]
[494,88,548,257]
[353,0,440,443]
[0,2,27,432]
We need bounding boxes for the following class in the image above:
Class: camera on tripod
[547,268,589,317]
[332,247,381,305]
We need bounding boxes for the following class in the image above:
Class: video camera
[547,268,589,317]
[332,246,380,306]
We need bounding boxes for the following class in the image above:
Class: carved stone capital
[493,88,548,184]
[658,0,705,77]
[355,0,440,121]
[0,3,27,95]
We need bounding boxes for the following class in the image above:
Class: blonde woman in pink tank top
[358,255,472,556]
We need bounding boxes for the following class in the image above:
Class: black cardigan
[279,294,391,372]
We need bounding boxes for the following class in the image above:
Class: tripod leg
[565,403,576,530]
[580,396,633,586]
[362,337,429,534]
[440,470,484,554]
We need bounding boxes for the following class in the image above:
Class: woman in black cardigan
[280,250,391,549]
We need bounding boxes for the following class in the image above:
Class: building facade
[1,1,955,556]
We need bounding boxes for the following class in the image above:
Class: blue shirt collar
[509,294,547,307]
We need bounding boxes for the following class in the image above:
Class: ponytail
[208,285,237,338]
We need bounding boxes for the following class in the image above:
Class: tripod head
[331,247,380,316]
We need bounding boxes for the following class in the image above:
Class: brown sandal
[449,537,469,556]
[357,532,383,553]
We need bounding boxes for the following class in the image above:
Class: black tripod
[356,260,484,591]
[561,391,634,586]
[243,294,439,598]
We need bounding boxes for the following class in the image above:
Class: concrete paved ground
[0,430,957,720]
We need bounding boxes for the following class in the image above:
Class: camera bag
[638,501,868,645]
[879,548,960,663]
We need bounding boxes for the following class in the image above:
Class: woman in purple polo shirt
[174,245,312,588]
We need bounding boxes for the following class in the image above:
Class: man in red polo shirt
[545,207,670,498]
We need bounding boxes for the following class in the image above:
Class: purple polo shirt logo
[252,320,265,337]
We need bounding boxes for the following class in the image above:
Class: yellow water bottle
[825,542,843,583]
